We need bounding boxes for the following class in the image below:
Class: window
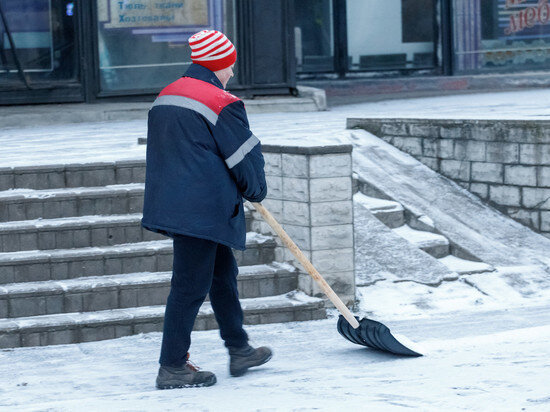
[96,0,235,93]
[0,0,79,89]
[347,0,436,71]
[294,0,334,73]
[453,0,550,73]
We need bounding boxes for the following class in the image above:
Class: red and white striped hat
[188,30,237,72]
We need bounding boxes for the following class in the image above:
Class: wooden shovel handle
[251,202,360,329]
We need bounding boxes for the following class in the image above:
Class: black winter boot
[228,344,272,377]
[156,354,216,389]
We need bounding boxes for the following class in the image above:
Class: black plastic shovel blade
[337,315,423,357]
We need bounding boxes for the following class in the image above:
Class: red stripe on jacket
[159,77,240,115]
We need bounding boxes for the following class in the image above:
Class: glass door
[0,0,80,91]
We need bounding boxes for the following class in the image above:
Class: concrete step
[438,255,494,275]
[392,225,450,258]
[354,193,405,228]
[0,212,253,252]
[0,291,326,348]
[0,161,146,191]
[0,233,277,284]
[0,263,298,318]
[0,184,145,222]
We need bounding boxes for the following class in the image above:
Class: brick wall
[250,144,356,306]
[347,118,550,239]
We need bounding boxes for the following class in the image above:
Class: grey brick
[310,201,353,225]
[439,139,454,158]
[47,329,76,345]
[0,265,15,284]
[116,167,133,184]
[311,225,353,250]
[283,224,311,250]
[91,228,108,247]
[25,201,43,219]
[122,256,156,274]
[132,166,146,183]
[79,199,96,216]
[486,142,519,164]
[454,140,486,161]
[538,167,550,187]
[282,178,309,202]
[93,197,113,215]
[523,188,550,209]
[408,123,439,137]
[541,211,550,231]
[21,332,44,347]
[82,168,115,187]
[2,232,21,252]
[137,286,169,306]
[134,322,162,334]
[381,123,407,136]
[470,183,488,199]
[266,175,283,200]
[80,325,115,342]
[68,259,104,277]
[0,332,20,349]
[311,248,354,272]
[111,196,129,215]
[505,165,537,186]
[124,226,143,243]
[419,157,439,171]
[65,170,84,187]
[128,195,143,213]
[15,263,50,283]
[310,177,352,202]
[508,208,540,230]
[439,126,462,139]
[42,201,61,219]
[391,137,423,156]
[263,153,282,176]
[0,299,7,318]
[38,231,56,250]
[73,229,91,248]
[10,297,46,317]
[471,162,503,184]
[115,325,134,338]
[46,295,64,314]
[8,203,26,221]
[309,154,351,178]
[505,126,538,143]
[119,288,138,308]
[422,138,439,157]
[0,172,14,191]
[47,172,65,189]
[489,185,521,207]
[55,231,74,249]
[157,253,173,271]
[520,144,550,165]
[51,262,69,280]
[282,201,309,225]
[282,154,308,178]
[440,160,470,181]
[469,125,501,141]
[64,294,82,312]
[82,290,118,311]
[260,311,294,324]
[107,227,126,245]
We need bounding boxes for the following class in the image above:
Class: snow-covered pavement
[2,304,550,411]
[2,89,550,167]
[2,89,550,410]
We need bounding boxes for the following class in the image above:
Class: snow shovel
[251,202,423,357]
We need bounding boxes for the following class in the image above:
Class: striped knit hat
[188,30,237,72]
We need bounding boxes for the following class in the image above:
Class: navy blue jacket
[142,64,267,250]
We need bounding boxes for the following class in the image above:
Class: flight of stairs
[0,161,325,348]
[354,186,493,276]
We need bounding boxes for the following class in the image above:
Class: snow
[2,90,550,409]
[392,225,449,249]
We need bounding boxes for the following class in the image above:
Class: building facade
[1,0,549,105]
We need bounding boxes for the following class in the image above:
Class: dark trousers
[159,234,248,367]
